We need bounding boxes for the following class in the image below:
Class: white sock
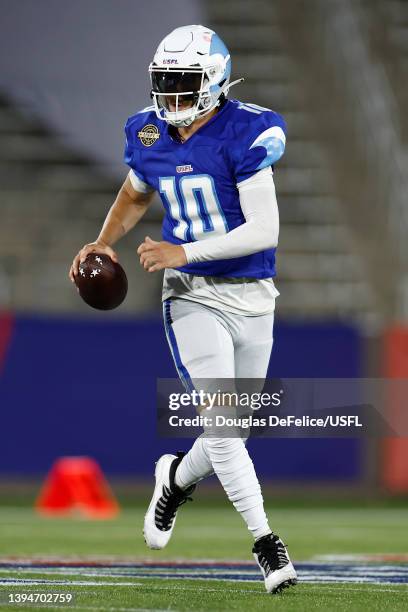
[174,435,271,541]
[205,437,271,540]
[175,435,214,489]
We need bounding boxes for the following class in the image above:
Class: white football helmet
[149,25,242,127]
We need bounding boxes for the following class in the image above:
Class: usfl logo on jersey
[138,124,160,147]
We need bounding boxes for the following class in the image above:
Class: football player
[69,25,297,594]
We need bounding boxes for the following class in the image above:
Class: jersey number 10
[159,174,228,241]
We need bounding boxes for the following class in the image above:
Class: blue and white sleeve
[233,112,286,183]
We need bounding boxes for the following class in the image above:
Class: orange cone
[35,457,120,518]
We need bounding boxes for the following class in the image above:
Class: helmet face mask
[150,65,214,127]
[148,25,236,128]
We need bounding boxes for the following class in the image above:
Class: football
[75,253,128,310]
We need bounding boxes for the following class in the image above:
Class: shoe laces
[155,484,193,531]
[253,533,289,575]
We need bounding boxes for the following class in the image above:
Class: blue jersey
[124,99,286,278]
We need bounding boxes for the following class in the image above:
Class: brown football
[75,253,128,310]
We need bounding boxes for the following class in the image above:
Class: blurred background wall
[0,0,407,494]
[0,0,204,174]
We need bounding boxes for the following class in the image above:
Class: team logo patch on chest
[176,164,193,173]
[138,124,160,147]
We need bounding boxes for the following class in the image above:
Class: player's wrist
[180,243,193,264]
[96,237,111,248]
[176,245,188,266]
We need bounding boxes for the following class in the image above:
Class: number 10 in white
[159,174,228,241]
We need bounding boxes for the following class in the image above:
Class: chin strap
[201,77,244,115]
[197,77,245,114]
[222,77,245,97]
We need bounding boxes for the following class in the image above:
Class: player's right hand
[69,241,119,283]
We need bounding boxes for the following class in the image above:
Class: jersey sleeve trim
[250,125,286,147]
[128,169,155,194]
[249,125,286,171]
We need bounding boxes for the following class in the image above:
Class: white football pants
[163,297,274,540]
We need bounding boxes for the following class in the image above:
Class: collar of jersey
[166,100,232,145]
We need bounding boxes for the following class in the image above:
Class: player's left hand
[137,236,187,272]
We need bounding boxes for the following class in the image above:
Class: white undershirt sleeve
[182,167,279,263]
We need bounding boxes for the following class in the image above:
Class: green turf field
[0,500,407,611]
